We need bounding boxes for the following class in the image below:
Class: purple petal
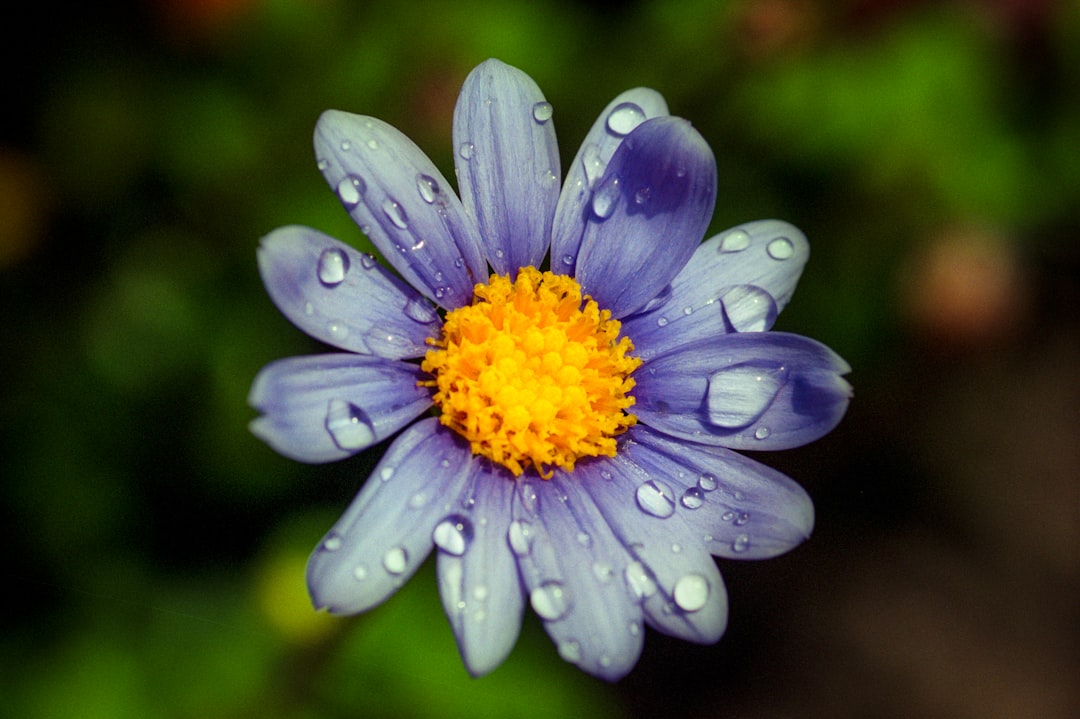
[314,110,486,309]
[574,117,717,318]
[307,419,472,614]
[633,332,853,450]
[249,354,431,463]
[551,88,668,275]
[436,465,524,677]
[581,455,728,644]
[510,474,644,680]
[623,425,815,559]
[622,220,810,360]
[257,226,441,357]
[452,59,560,274]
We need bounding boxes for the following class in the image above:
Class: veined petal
[581,453,728,644]
[574,117,717,318]
[510,474,644,681]
[633,332,853,450]
[436,465,524,677]
[257,226,441,358]
[551,88,668,275]
[307,419,472,615]
[249,354,431,463]
[314,110,486,309]
[453,59,560,274]
[622,220,810,360]
[624,426,814,560]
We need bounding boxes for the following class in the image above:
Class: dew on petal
[680,486,705,509]
[755,426,771,440]
[592,561,614,583]
[720,285,778,332]
[508,519,533,557]
[624,560,658,600]
[718,228,751,253]
[732,534,750,553]
[382,546,409,574]
[767,236,795,260]
[698,473,718,492]
[532,101,553,123]
[433,515,474,556]
[336,175,365,207]
[379,466,395,481]
[352,564,368,580]
[673,573,709,612]
[403,296,439,324]
[325,399,375,450]
[530,581,571,621]
[327,322,349,341]
[606,101,646,136]
[359,253,377,270]
[581,143,604,186]
[316,247,350,287]
[734,512,750,526]
[322,533,343,551]
[459,142,474,160]
[656,317,669,327]
[382,199,409,229]
[558,639,581,663]
[416,174,439,204]
[636,479,676,518]
[706,364,785,428]
[591,176,620,219]
[561,254,575,267]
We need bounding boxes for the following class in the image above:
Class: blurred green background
[2,0,1077,717]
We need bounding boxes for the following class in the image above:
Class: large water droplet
[624,561,658,599]
[754,426,771,440]
[382,546,409,574]
[706,364,785,428]
[720,285,778,332]
[606,102,646,136]
[673,573,709,612]
[680,487,705,509]
[530,581,570,620]
[403,296,438,324]
[433,515,473,556]
[581,143,604,186]
[767,236,795,260]
[416,174,439,204]
[636,479,676,518]
[718,228,751,253]
[532,101,553,123]
[325,399,375,450]
[698,473,718,491]
[382,199,409,229]
[337,175,365,207]
[508,519,533,557]
[591,176,620,219]
[317,247,350,287]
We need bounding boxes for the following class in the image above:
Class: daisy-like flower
[250,59,851,680]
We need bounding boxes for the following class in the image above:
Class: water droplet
[681,487,705,509]
[316,247,350,287]
[698,473,718,491]
[433,515,473,556]
[407,491,429,509]
[734,512,750,526]
[359,253,376,269]
[530,581,570,620]
[683,306,693,316]
[325,399,375,450]
[366,138,378,150]
[624,561,658,599]
[416,174,439,204]
[382,199,409,229]
[628,620,640,636]
[634,186,652,205]
[721,511,736,522]
[316,158,328,171]
[532,101,553,123]
[337,175,365,206]
[719,228,751,253]
[732,534,750,553]
[403,296,438,324]
[322,534,342,551]
[303,302,314,316]
[473,585,489,600]
[459,142,474,160]
[508,519,533,556]
[352,564,368,580]
[558,640,581,663]
[592,562,614,583]
[606,102,646,136]
[636,479,676,518]
[581,143,604,186]
[591,176,620,219]
[707,364,785,428]
[340,140,352,151]
[453,256,465,268]
[561,254,574,267]
[379,466,395,481]
[754,426,771,440]
[720,285,778,332]
[673,573,709,612]
[656,316,669,327]
[576,531,591,547]
[382,547,408,574]
[671,543,682,553]
[327,322,349,341]
[767,236,795,260]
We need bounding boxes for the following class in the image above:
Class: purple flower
[249,59,851,680]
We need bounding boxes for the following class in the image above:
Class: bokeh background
[2,0,1077,717]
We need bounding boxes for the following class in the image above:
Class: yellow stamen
[420,267,641,478]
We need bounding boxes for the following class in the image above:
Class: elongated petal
[582,454,728,644]
[510,474,644,680]
[551,88,668,274]
[633,332,852,450]
[625,426,814,559]
[574,117,717,318]
[314,111,486,309]
[307,419,472,614]
[437,465,524,677]
[453,59,560,274]
[622,220,810,360]
[258,226,441,357]
[249,354,431,463]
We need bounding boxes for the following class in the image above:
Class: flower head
[249,59,851,680]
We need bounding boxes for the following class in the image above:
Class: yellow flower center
[421,267,641,478]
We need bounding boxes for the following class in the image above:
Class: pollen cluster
[421,267,641,477]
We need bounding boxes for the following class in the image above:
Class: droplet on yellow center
[421,267,641,478]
